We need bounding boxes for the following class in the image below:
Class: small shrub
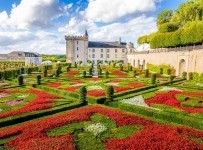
[18,75,24,86]
[167,68,171,75]
[151,74,156,84]
[182,72,187,79]
[105,71,109,78]
[169,75,175,83]
[188,72,193,80]
[82,71,86,78]
[44,69,47,77]
[79,86,87,104]
[37,75,41,85]
[160,68,163,74]
[120,65,123,71]
[133,70,137,77]
[105,86,114,104]
[89,67,92,76]
[66,66,70,72]
[145,69,149,78]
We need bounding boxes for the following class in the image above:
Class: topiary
[120,65,123,71]
[37,75,41,85]
[79,86,87,104]
[188,72,193,80]
[182,72,187,79]
[169,75,175,83]
[89,67,92,76]
[105,71,109,78]
[160,68,163,74]
[66,66,70,72]
[82,71,86,78]
[44,69,47,77]
[151,74,156,84]
[167,68,171,75]
[133,70,137,77]
[18,75,24,86]
[105,86,114,104]
[145,69,149,78]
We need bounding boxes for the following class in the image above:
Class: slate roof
[88,41,127,48]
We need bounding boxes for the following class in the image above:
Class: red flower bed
[0,89,60,119]
[64,86,80,92]
[111,70,127,78]
[46,82,61,88]
[65,71,79,78]
[88,77,101,81]
[87,90,106,97]
[128,82,145,88]
[182,91,203,97]
[70,79,83,83]
[146,91,203,113]
[114,86,131,93]
[0,106,203,150]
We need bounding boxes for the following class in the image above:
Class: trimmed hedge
[150,21,203,48]
[114,103,203,130]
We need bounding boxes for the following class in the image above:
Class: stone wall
[127,45,203,76]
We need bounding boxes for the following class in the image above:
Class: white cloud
[59,15,157,47]
[0,0,63,29]
[85,0,161,23]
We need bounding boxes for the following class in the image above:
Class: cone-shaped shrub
[151,74,156,84]
[182,72,187,79]
[18,75,24,86]
[105,86,114,104]
[37,75,41,85]
[79,86,87,104]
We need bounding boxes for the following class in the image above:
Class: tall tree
[157,9,173,26]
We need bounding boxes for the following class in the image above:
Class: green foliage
[147,63,175,75]
[157,9,173,26]
[151,74,156,84]
[37,75,41,85]
[189,72,193,80]
[119,64,123,71]
[160,68,163,74]
[43,69,47,77]
[145,69,149,78]
[137,33,156,44]
[167,68,171,75]
[169,75,175,83]
[42,55,66,62]
[89,67,93,76]
[105,86,114,103]
[82,71,86,78]
[105,71,109,78]
[66,66,70,72]
[17,75,24,86]
[79,86,87,104]
[182,72,187,79]
[133,70,137,77]
[159,22,179,33]
[20,68,25,74]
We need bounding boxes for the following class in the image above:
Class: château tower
[65,30,89,64]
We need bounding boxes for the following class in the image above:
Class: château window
[101,49,103,52]
[107,49,110,53]
[107,54,110,58]
[122,49,125,53]
[92,54,95,58]
[115,49,117,53]
[92,49,95,52]
[77,47,79,51]
[101,54,103,58]
[77,55,79,58]
[77,41,78,44]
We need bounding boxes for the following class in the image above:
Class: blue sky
[0,0,187,54]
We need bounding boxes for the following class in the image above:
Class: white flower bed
[158,86,182,92]
[84,123,107,136]
[121,95,149,107]
[120,95,162,111]
[70,83,85,87]
[106,82,119,86]
[87,86,103,91]
[0,108,2,112]
[17,95,28,98]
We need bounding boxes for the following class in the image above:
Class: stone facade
[127,44,203,76]
[0,51,42,65]
[65,31,135,65]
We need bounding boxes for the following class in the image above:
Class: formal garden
[0,60,202,149]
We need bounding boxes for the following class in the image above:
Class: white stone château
[65,30,135,65]
[0,51,42,65]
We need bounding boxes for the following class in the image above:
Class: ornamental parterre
[0,106,203,150]
[0,89,60,119]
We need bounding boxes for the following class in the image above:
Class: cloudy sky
[0,0,186,54]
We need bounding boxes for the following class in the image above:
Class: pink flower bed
[0,89,60,119]
[6,99,24,106]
